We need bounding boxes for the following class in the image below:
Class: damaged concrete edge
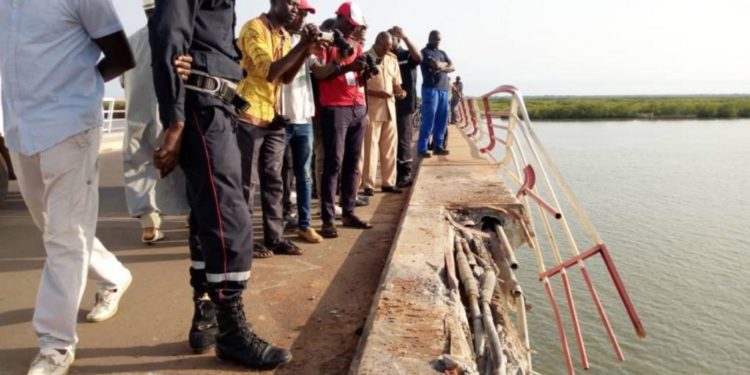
[347,171,422,375]
[349,127,529,374]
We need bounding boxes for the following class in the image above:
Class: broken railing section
[456,86,645,374]
[444,213,532,375]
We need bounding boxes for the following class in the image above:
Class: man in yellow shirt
[236,0,322,257]
[362,32,406,196]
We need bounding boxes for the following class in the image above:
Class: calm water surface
[493,120,750,374]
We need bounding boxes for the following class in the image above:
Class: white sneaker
[28,349,74,375]
[86,271,133,322]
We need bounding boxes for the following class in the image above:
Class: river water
[490,120,750,374]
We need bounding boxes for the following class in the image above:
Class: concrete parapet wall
[350,127,528,374]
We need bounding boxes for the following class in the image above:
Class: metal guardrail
[102,97,126,133]
[456,86,645,375]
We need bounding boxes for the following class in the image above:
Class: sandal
[253,242,274,259]
[320,222,339,238]
[142,229,165,244]
[270,240,304,256]
[342,215,373,229]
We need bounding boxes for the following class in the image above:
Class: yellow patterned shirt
[236,15,291,124]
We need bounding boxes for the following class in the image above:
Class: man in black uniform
[148,0,292,369]
[389,26,422,188]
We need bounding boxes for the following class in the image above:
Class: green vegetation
[486,96,750,120]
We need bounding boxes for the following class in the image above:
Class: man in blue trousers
[417,30,455,157]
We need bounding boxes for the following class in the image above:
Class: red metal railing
[457,85,645,374]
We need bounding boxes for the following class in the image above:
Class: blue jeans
[285,123,314,229]
[417,87,450,153]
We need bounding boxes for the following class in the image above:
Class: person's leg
[361,119,381,191]
[432,89,450,150]
[380,120,398,188]
[236,123,262,225]
[257,127,287,247]
[320,107,348,224]
[290,124,314,230]
[182,106,253,299]
[450,100,458,123]
[281,134,294,220]
[312,117,325,198]
[183,103,289,367]
[13,129,128,353]
[341,105,367,218]
[122,120,162,240]
[395,111,413,182]
[418,87,438,153]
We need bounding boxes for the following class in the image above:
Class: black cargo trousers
[181,93,253,299]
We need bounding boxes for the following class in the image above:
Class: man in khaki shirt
[362,32,406,195]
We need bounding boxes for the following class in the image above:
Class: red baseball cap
[299,0,316,14]
[335,2,365,27]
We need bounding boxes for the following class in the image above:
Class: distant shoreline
[486,95,750,120]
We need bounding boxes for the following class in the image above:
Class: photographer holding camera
[309,2,373,238]
[236,0,326,257]
[361,32,406,197]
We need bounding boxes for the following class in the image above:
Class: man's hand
[154,122,185,177]
[346,58,368,73]
[300,23,320,46]
[390,26,407,40]
[368,90,392,99]
[394,86,407,100]
[173,55,193,81]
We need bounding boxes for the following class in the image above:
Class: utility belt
[185,70,251,113]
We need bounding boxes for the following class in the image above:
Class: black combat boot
[189,293,218,354]
[214,296,292,370]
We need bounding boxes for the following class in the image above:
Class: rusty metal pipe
[480,270,506,375]
[455,239,485,357]
[494,224,519,269]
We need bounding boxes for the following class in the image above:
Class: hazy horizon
[106,0,750,98]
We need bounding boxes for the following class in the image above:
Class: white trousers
[10,128,130,351]
[122,119,189,226]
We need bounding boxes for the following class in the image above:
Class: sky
[108,0,750,97]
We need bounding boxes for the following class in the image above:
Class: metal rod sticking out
[494,224,519,269]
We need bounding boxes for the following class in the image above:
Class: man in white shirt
[122,0,189,244]
[0,1,135,373]
[281,0,324,244]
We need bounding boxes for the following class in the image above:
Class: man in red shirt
[310,2,371,238]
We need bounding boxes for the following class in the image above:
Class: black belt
[185,71,251,113]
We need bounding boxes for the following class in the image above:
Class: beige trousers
[10,128,130,351]
[362,119,397,190]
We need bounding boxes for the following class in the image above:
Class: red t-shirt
[315,42,366,107]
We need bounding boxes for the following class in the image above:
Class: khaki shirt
[366,50,402,122]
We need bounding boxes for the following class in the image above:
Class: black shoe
[382,186,403,194]
[342,214,373,229]
[214,296,293,370]
[419,151,432,158]
[355,197,370,207]
[396,177,413,188]
[362,188,374,197]
[189,293,218,354]
[320,222,339,238]
[269,239,304,255]
[433,147,450,156]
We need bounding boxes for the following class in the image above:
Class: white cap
[143,0,155,10]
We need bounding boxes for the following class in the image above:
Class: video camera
[319,29,354,57]
[360,54,382,77]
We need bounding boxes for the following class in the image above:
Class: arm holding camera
[310,44,367,80]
